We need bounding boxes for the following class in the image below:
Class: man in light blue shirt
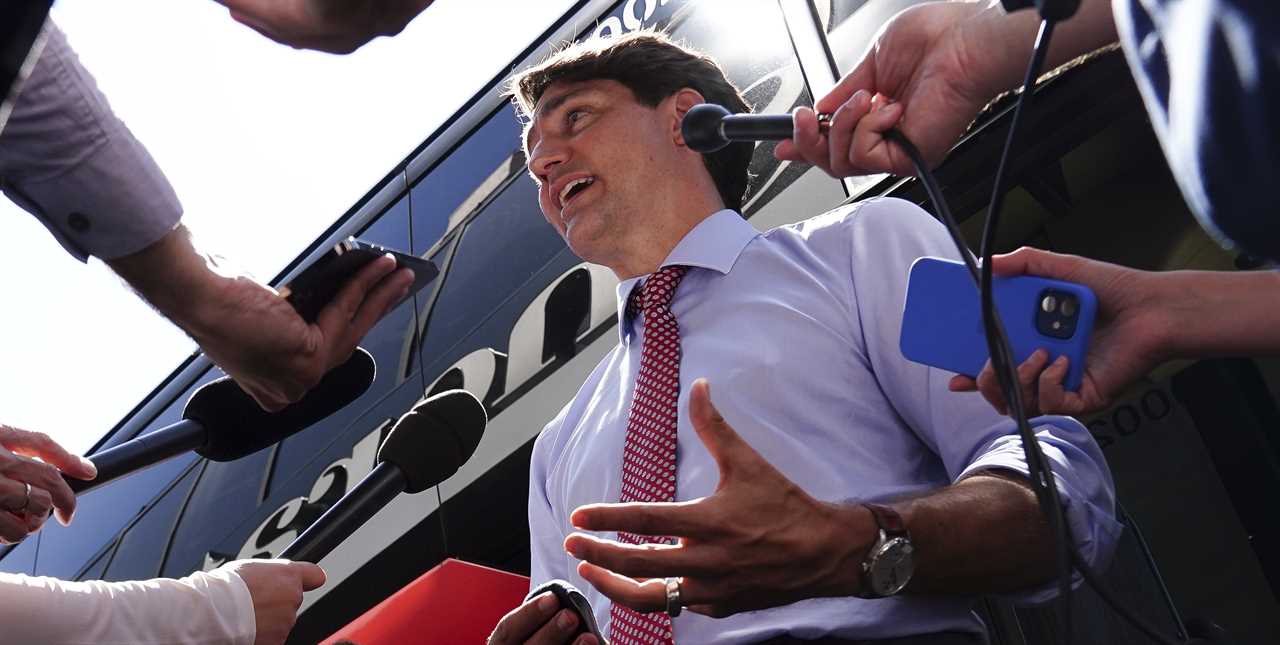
[488,32,1119,645]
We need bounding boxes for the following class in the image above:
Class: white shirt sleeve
[0,21,182,262]
[0,568,256,645]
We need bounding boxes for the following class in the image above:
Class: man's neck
[608,200,727,280]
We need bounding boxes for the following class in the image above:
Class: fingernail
[878,101,898,114]
[81,458,97,477]
[1054,356,1068,366]
[538,593,557,612]
[558,610,578,630]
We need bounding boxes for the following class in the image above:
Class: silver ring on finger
[664,577,683,618]
[16,482,30,513]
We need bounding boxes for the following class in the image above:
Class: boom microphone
[278,389,487,563]
[682,103,832,154]
[67,348,376,495]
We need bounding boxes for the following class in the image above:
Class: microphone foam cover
[184,347,376,461]
[681,103,732,153]
[378,389,487,494]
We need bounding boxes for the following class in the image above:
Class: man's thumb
[293,562,327,591]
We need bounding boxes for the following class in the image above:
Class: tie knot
[628,265,687,317]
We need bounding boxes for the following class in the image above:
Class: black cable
[883,17,1185,644]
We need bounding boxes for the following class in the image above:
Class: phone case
[899,257,1096,392]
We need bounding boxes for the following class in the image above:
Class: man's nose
[530,140,569,179]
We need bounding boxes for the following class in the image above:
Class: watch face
[868,537,915,596]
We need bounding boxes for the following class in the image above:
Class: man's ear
[670,88,707,148]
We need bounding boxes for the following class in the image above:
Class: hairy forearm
[105,224,240,339]
[1151,269,1280,359]
[963,0,1118,99]
[893,472,1055,594]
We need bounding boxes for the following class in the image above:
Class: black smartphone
[526,579,605,640]
[281,237,440,322]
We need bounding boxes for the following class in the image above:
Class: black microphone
[68,348,376,494]
[682,103,834,154]
[278,389,487,563]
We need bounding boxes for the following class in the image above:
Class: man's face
[524,79,677,269]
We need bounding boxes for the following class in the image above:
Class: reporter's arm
[0,568,256,645]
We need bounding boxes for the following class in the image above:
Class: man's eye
[568,109,588,124]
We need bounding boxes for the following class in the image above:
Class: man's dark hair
[508,30,753,211]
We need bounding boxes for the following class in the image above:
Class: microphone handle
[278,462,407,563]
[720,113,796,142]
[67,419,207,495]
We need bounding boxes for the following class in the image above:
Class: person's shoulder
[766,196,939,244]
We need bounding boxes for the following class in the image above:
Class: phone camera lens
[1041,295,1058,313]
[1061,297,1077,317]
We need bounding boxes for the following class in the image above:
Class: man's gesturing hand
[564,379,872,618]
[217,0,432,54]
[224,559,326,645]
[487,592,600,645]
[0,424,96,542]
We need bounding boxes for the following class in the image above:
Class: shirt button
[68,212,90,232]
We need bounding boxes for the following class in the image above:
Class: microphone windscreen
[183,348,376,461]
[681,103,732,153]
[378,389,487,494]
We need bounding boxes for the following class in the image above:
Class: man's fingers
[292,561,327,591]
[6,458,75,525]
[314,254,398,348]
[1,426,96,481]
[689,378,756,479]
[789,106,829,169]
[577,562,667,613]
[525,609,581,645]
[949,375,977,392]
[1015,349,1050,416]
[489,592,561,645]
[344,267,415,350]
[848,98,903,174]
[564,533,721,579]
[990,246,1084,280]
[570,500,711,539]
[974,361,1008,416]
[825,94,863,176]
[817,57,876,114]
[0,512,28,543]
[1037,355,1073,414]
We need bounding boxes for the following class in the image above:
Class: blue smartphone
[899,257,1097,392]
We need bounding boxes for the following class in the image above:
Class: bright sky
[0,0,576,454]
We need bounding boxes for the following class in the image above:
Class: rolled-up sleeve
[846,197,1122,604]
[0,21,181,262]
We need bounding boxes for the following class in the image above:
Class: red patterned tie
[610,265,688,645]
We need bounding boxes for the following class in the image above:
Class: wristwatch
[857,503,915,598]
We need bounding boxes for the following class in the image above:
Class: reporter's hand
[192,255,414,411]
[0,424,95,542]
[217,0,430,54]
[564,379,870,618]
[775,2,999,177]
[223,559,326,645]
[487,592,599,645]
[948,247,1167,417]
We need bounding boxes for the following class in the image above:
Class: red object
[321,558,529,645]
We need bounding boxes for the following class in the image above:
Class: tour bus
[3,1,1276,643]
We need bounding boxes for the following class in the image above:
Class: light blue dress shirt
[528,197,1121,644]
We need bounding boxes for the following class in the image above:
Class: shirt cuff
[956,417,1124,606]
[6,128,183,262]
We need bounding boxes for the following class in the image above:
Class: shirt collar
[614,209,758,341]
